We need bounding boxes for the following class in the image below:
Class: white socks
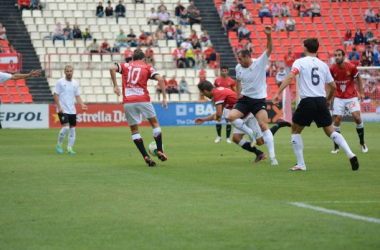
[68,128,76,149]
[333,126,340,132]
[330,132,355,158]
[153,127,161,138]
[292,134,305,166]
[231,119,254,136]
[58,126,69,145]
[263,129,275,159]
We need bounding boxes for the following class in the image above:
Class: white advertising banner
[0,104,49,129]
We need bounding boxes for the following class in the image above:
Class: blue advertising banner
[153,102,283,126]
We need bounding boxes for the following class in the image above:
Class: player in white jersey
[54,65,88,154]
[227,26,278,165]
[273,38,359,171]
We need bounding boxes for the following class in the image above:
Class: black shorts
[58,113,77,126]
[233,96,267,116]
[292,97,332,128]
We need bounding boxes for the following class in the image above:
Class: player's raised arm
[263,26,273,57]
[154,74,168,109]
[109,65,121,96]
[235,80,242,98]
[11,70,41,80]
[356,75,365,101]
[273,72,296,105]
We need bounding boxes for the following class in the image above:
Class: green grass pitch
[1,123,380,249]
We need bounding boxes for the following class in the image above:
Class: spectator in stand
[343,29,353,46]
[158,7,173,25]
[286,16,296,34]
[127,29,138,47]
[354,28,365,45]
[362,46,374,65]
[174,25,184,45]
[238,23,251,41]
[175,1,185,22]
[86,39,99,54]
[124,45,133,62]
[179,9,190,27]
[221,7,232,31]
[187,1,197,13]
[310,0,321,22]
[115,0,126,24]
[0,23,7,40]
[293,0,301,13]
[259,1,273,24]
[18,0,31,11]
[7,60,17,74]
[133,0,145,9]
[200,30,211,48]
[361,55,370,66]
[195,48,206,68]
[116,29,128,49]
[31,0,43,11]
[63,22,73,40]
[179,76,190,94]
[204,44,217,67]
[147,7,159,25]
[299,1,310,17]
[191,37,201,50]
[99,38,111,53]
[245,38,254,53]
[219,1,230,19]
[180,38,193,50]
[105,1,113,17]
[268,61,278,77]
[111,43,119,53]
[96,2,104,18]
[189,30,198,42]
[376,9,380,29]
[82,28,92,41]
[8,45,17,53]
[186,48,196,68]
[134,45,142,53]
[271,2,281,17]
[157,0,167,12]
[52,22,66,46]
[173,46,188,68]
[168,75,179,94]
[155,75,167,101]
[365,7,376,24]
[189,9,202,29]
[147,33,157,47]
[164,24,175,40]
[231,6,244,24]
[281,2,290,17]
[373,47,380,66]
[365,28,376,44]
[237,0,246,11]
[348,47,360,61]
[145,45,155,66]
[284,48,295,74]
[155,23,165,40]
[225,15,239,35]
[199,65,207,82]
[139,30,148,46]
[275,66,287,86]
[275,15,286,32]
[244,11,255,24]
[73,24,82,39]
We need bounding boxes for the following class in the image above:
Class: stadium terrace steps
[0,0,53,103]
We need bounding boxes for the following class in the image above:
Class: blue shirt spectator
[349,48,360,61]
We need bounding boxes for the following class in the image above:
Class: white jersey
[0,72,12,83]
[276,70,287,82]
[54,78,80,114]
[236,51,269,99]
[291,56,334,99]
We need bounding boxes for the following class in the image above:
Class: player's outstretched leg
[356,123,368,153]
[215,122,222,143]
[231,118,256,147]
[290,134,306,171]
[133,133,156,167]
[226,122,232,143]
[270,117,292,136]
[57,126,69,154]
[331,126,340,154]
[329,131,359,171]
[236,138,267,164]
[67,127,76,154]
[153,127,167,162]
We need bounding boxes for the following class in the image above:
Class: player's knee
[232,134,241,144]
[256,137,264,146]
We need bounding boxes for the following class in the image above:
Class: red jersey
[213,87,237,110]
[214,76,236,90]
[124,49,133,59]
[168,79,178,88]
[329,62,359,99]
[199,70,207,82]
[203,48,215,59]
[117,61,158,103]
[231,11,243,22]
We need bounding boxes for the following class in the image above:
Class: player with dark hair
[228,26,278,165]
[213,65,236,144]
[329,49,367,154]
[273,38,359,171]
[195,81,291,164]
[110,51,168,167]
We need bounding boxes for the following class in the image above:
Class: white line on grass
[296,201,380,204]
[289,202,380,224]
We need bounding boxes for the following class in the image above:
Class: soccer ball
[148,141,164,157]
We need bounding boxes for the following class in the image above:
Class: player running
[54,65,88,154]
[110,51,168,167]
[330,49,368,154]
[194,81,291,164]
[213,65,236,144]
[273,38,359,171]
[228,26,278,165]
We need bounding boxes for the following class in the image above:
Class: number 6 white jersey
[291,56,334,99]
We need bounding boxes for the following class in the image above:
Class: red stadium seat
[23,94,33,103]
[1,95,11,103]
[319,31,328,37]
[19,87,30,95]
[16,79,26,87]
[267,77,276,84]
[8,87,18,95]
[5,80,15,87]
[11,95,22,103]
[270,85,278,93]
[228,31,237,39]
[0,87,7,95]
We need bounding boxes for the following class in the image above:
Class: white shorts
[233,113,263,139]
[333,97,361,116]
[124,102,156,126]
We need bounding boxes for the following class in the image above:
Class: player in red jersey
[110,51,168,167]
[213,66,236,144]
[330,49,367,154]
[194,81,291,164]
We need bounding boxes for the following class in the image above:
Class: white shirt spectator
[276,19,285,31]
[54,78,81,114]
[276,70,287,83]
[236,51,269,99]
[238,25,249,35]
[365,9,375,17]
[286,18,296,26]
[291,56,334,99]
[310,3,320,14]
[180,41,193,50]
[0,72,12,83]
[158,12,169,22]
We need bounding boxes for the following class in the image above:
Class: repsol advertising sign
[0,104,49,129]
